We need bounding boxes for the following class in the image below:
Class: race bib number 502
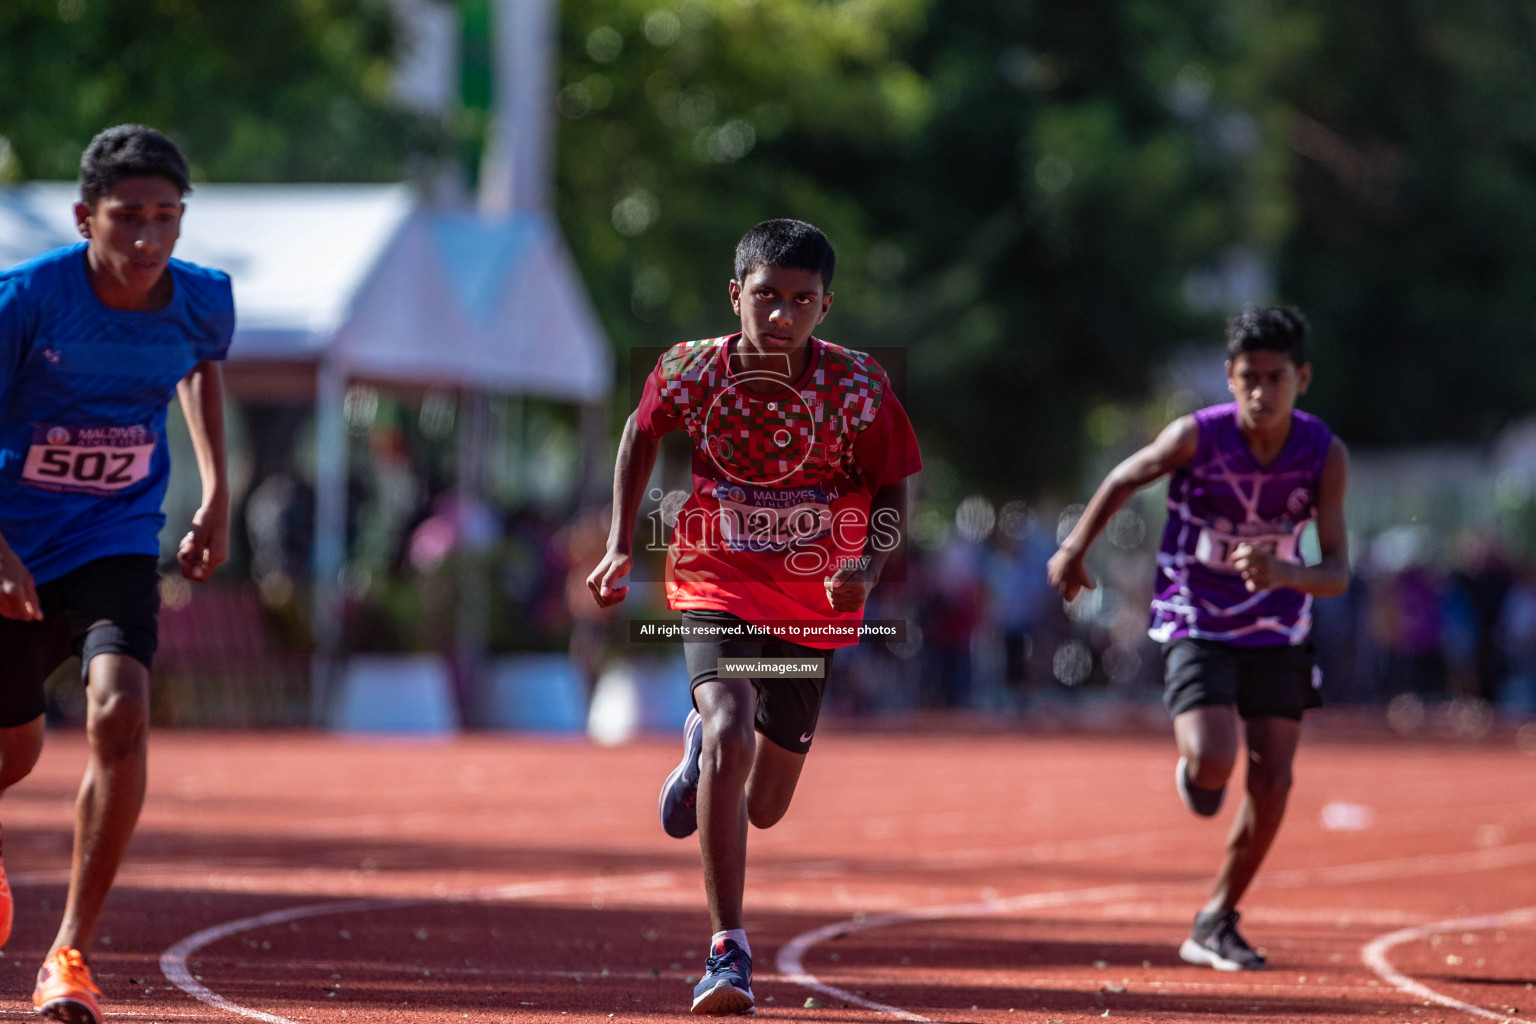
[1194,528,1299,572]
[21,422,157,496]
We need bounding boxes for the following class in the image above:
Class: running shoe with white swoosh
[1179,909,1266,971]
[659,709,704,839]
[691,937,754,1015]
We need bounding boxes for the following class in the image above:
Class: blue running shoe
[691,937,754,1015]
[659,709,704,838]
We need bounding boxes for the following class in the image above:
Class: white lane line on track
[776,883,1171,1022]
[0,1014,210,1020]
[224,960,1387,996]
[158,872,676,1024]
[776,841,1536,1023]
[160,836,1536,1024]
[162,897,423,1024]
[1362,906,1536,1024]
[235,963,694,980]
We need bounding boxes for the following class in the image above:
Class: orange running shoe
[33,947,102,1024]
[0,824,12,946]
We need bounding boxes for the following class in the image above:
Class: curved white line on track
[1362,906,1536,1024]
[159,871,677,1024]
[776,883,1169,1021]
[777,842,1536,1022]
[161,836,1536,1023]
[161,897,414,1024]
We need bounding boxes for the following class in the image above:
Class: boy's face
[74,175,184,297]
[1226,349,1311,431]
[728,264,833,352]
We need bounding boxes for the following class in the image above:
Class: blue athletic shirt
[0,243,234,583]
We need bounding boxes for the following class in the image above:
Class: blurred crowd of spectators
[1312,527,1536,718]
[231,442,1536,729]
[825,503,1536,725]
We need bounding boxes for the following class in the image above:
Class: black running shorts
[681,610,832,756]
[1162,637,1321,722]
[0,554,160,727]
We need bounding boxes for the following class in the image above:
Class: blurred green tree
[535,0,932,367]
[854,0,1305,493]
[1274,0,1536,448]
[8,0,1532,498]
[0,0,448,182]
[532,0,1305,495]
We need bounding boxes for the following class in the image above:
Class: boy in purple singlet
[1048,306,1350,971]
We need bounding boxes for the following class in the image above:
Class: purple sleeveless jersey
[1149,403,1333,647]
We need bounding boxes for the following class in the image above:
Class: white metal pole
[311,357,349,725]
[479,0,555,216]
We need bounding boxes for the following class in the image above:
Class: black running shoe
[659,709,704,839]
[691,937,754,1015]
[1175,756,1225,817]
[1179,909,1266,971]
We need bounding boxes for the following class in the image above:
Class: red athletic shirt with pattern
[634,334,921,649]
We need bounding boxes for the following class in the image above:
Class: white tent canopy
[0,183,611,401]
[2,181,613,724]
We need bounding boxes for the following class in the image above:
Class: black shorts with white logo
[0,554,160,727]
[681,610,832,755]
[1162,637,1322,722]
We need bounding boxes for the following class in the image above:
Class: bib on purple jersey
[1148,403,1333,647]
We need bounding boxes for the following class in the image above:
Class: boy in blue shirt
[0,124,233,1024]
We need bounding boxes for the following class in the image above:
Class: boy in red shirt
[588,219,919,1014]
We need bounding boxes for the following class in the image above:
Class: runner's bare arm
[1233,436,1350,596]
[0,531,42,621]
[587,410,662,608]
[0,280,38,618]
[1047,415,1200,601]
[175,359,229,582]
[825,480,905,612]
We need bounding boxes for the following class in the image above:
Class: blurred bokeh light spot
[419,390,456,441]
[1034,154,1073,194]
[1168,63,1213,119]
[955,495,996,542]
[1086,404,1126,447]
[586,26,623,64]
[612,189,659,236]
[1056,503,1085,545]
[1052,640,1093,686]
[1385,693,1425,735]
[160,575,193,611]
[1107,508,1146,549]
[912,507,948,550]
[1103,643,1141,684]
[343,384,379,434]
[644,10,682,47]
[887,623,923,661]
[1517,722,1536,755]
[997,500,1035,541]
[556,82,592,119]
[697,119,755,163]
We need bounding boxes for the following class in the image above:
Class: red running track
[0,718,1532,1024]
